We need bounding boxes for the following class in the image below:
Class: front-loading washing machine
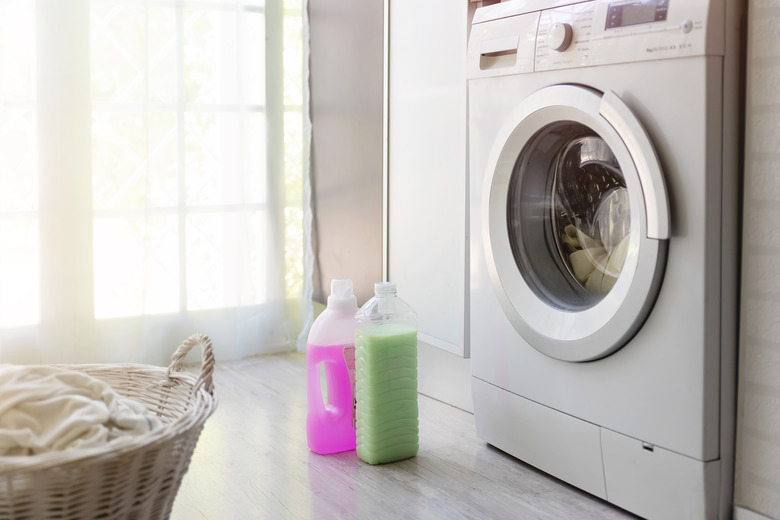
[468,1,743,518]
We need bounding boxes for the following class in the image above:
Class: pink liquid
[306,343,357,454]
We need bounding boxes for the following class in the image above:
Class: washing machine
[468,0,743,518]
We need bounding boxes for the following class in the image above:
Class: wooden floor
[171,352,638,520]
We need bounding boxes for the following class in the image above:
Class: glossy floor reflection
[171,352,638,520]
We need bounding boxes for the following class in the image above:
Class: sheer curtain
[0,0,311,366]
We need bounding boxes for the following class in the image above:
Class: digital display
[606,0,669,29]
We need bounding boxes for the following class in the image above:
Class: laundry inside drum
[552,136,631,295]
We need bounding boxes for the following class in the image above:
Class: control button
[681,19,693,33]
[548,22,573,52]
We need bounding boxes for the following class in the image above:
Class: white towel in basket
[0,365,162,456]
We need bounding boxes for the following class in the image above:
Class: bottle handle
[310,356,352,417]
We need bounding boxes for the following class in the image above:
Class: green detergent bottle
[354,282,418,465]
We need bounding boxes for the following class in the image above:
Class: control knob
[548,22,573,52]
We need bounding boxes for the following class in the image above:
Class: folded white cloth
[0,365,162,456]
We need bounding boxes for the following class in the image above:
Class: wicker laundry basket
[0,334,217,520]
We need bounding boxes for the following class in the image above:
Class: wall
[308,0,474,412]
[734,1,780,519]
[308,0,384,306]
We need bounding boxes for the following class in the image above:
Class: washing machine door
[483,84,670,362]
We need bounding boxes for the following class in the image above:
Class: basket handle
[167,334,215,395]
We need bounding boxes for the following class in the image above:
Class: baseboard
[417,341,473,413]
[735,506,776,520]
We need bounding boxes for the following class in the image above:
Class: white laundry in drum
[565,225,630,293]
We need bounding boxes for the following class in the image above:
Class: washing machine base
[472,377,724,519]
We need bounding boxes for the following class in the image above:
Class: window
[0,0,309,364]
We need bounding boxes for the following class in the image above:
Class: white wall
[733,2,780,519]
[387,0,469,358]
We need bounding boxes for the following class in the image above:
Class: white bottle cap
[328,278,358,309]
[374,281,396,295]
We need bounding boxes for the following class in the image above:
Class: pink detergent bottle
[306,278,359,454]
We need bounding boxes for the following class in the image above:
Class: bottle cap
[328,278,358,309]
[374,281,396,295]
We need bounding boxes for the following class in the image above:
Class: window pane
[92,4,177,105]
[148,111,179,206]
[283,111,303,299]
[242,11,266,106]
[94,216,179,318]
[0,220,38,327]
[93,110,179,210]
[0,0,34,101]
[245,112,268,202]
[91,4,146,103]
[284,111,302,202]
[0,108,37,212]
[92,111,148,209]
[184,9,239,105]
[284,206,303,298]
[283,1,305,301]
[186,211,268,310]
[149,6,177,105]
[184,111,266,206]
[283,12,302,106]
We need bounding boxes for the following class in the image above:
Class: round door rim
[482,84,669,362]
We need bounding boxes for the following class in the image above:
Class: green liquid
[355,323,419,465]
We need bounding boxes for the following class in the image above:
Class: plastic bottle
[306,278,359,454]
[354,281,419,464]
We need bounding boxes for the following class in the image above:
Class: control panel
[535,2,597,70]
[467,0,722,78]
[535,0,714,71]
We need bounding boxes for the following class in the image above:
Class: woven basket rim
[0,336,217,473]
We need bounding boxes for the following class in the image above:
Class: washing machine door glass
[484,85,669,362]
[508,125,631,311]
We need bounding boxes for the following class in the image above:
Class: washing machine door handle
[599,90,671,240]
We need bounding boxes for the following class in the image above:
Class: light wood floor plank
[171,353,638,519]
